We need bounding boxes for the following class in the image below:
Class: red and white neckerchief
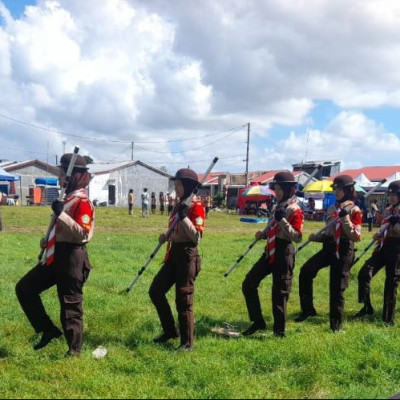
[332,204,342,260]
[266,196,297,265]
[375,206,394,253]
[266,219,278,264]
[332,201,360,259]
[45,189,88,267]
[45,224,57,266]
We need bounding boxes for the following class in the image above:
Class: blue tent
[0,167,20,181]
[35,177,58,186]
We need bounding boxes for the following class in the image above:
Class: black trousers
[358,239,400,323]
[149,243,201,347]
[242,238,294,335]
[16,243,92,352]
[298,239,354,331]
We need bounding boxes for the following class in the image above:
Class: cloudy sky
[1,0,400,174]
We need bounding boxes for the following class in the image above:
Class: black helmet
[269,171,296,190]
[59,154,88,171]
[172,168,199,183]
[388,180,400,195]
[331,175,354,190]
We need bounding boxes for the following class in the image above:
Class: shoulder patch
[195,217,204,226]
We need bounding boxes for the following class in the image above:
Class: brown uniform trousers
[242,238,294,336]
[298,238,354,331]
[357,238,400,324]
[15,243,92,352]
[149,243,201,347]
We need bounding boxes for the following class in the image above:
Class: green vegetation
[0,206,399,399]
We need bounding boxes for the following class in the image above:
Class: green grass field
[1,206,400,399]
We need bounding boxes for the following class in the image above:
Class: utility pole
[245,122,250,186]
[131,142,134,161]
[62,141,66,154]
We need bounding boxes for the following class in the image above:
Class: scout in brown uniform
[295,175,362,332]
[242,171,303,337]
[16,154,95,356]
[149,169,205,351]
[355,180,400,324]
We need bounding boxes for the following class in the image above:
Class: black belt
[56,242,86,248]
[276,237,291,245]
[172,241,197,247]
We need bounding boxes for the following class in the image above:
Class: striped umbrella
[241,185,275,197]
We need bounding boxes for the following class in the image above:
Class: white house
[88,161,173,207]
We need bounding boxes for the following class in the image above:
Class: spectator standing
[128,189,135,216]
[205,192,212,217]
[151,192,157,214]
[159,192,165,215]
[167,192,174,214]
[141,188,150,217]
[367,199,379,232]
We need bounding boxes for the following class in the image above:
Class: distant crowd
[128,188,213,218]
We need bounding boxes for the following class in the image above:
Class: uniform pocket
[83,264,91,284]
[280,276,293,295]
[195,255,201,277]
[63,294,83,320]
[82,252,93,284]
[340,271,350,290]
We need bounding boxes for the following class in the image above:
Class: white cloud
[0,0,400,173]
[279,111,400,169]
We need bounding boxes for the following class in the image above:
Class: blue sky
[1,0,35,18]
[1,0,400,174]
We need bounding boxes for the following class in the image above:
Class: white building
[88,161,173,207]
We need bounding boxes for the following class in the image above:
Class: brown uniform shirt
[275,199,303,243]
[56,189,95,244]
[381,204,400,238]
[169,201,206,244]
[314,200,362,242]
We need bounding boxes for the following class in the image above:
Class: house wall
[6,165,58,205]
[89,164,174,207]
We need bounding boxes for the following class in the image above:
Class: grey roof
[4,159,59,175]
[88,160,172,178]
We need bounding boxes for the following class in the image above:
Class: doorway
[108,185,116,205]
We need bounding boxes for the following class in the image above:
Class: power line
[133,127,244,154]
[0,145,58,158]
[143,154,245,165]
[0,112,247,145]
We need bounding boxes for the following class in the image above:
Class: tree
[213,191,226,208]
[83,155,94,165]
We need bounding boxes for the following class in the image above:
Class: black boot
[176,344,194,352]
[242,320,267,336]
[354,305,374,318]
[65,349,81,357]
[153,330,179,344]
[294,309,317,323]
[34,326,62,350]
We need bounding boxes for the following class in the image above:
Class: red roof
[197,172,224,185]
[198,170,303,186]
[332,166,400,181]
[250,170,302,184]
